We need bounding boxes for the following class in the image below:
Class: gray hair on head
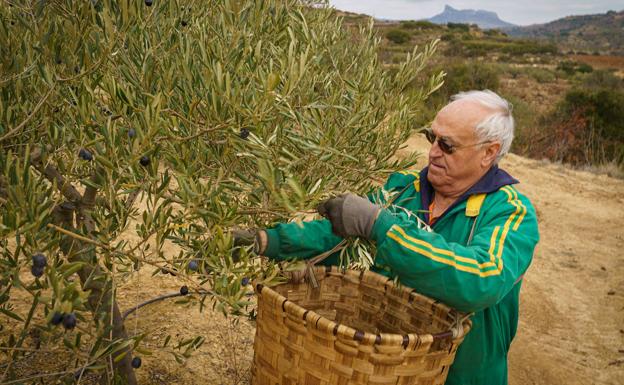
[451,90,514,163]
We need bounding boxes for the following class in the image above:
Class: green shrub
[557,60,577,75]
[385,28,411,44]
[443,62,501,94]
[525,67,557,83]
[557,60,593,76]
[401,20,441,30]
[447,22,470,32]
[441,32,458,42]
[484,29,508,37]
[577,63,593,73]
[386,28,411,44]
[458,39,558,57]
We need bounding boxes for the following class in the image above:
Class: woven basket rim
[255,265,472,349]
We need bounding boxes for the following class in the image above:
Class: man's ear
[482,142,501,168]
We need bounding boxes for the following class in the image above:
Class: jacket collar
[419,165,519,223]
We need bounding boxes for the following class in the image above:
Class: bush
[581,70,623,91]
[385,28,411,44]
[525,67,557,83]
[443,62,501,95]
[577,63,594,73]
[401,20,441,30]
[557,60,594,76]
[458,39,558,57]
[484,29,508,37]
[447,22,470,32]
[527,89,624,165]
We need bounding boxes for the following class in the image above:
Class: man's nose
[429,139,443,158]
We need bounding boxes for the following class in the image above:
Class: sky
[328,0,623,26]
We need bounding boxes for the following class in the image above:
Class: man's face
[427,99,500,197]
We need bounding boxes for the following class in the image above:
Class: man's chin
[427,163,447,186]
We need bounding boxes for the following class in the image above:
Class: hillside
[507,10,624,55]
[428,4,516,29]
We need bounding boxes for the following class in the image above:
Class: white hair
[451,90,514,163]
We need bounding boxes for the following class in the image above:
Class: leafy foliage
[385,28,411,44]
[522,78,624,165]
[0,0,441,382]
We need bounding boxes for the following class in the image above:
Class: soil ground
[2,134,624,384]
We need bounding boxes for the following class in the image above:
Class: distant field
[571,55,624,71]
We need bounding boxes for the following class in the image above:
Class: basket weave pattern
[252,266,471,385]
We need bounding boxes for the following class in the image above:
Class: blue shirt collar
[419,165,519,223]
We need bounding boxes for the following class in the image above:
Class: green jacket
[263,166,540,385]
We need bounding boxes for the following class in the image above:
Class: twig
[47,223,101,248]
[1,369,75,385]
[0,86,55,143]
[122,292,184,320]
[0,63,36,87]
[122,288,214,321]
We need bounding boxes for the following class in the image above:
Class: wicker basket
[252,266,472,385]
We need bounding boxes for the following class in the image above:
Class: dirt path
[501,154,624,385]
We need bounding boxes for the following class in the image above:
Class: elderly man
[252,90,539,385]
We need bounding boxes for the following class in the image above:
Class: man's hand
[317,194,381,238]
[231,228,268,257]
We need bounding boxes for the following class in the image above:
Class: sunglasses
[424,128,491,154]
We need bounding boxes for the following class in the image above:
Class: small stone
[180,285,189,296]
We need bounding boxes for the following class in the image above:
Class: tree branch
[51,203,137,385]
[30,148,82,203]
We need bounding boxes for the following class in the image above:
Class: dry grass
[571,55,624,75]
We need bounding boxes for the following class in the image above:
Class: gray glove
[231,228,268,257]
[317,194,381,238]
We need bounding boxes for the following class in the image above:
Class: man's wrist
[370,209,398,243]
[254,230,268,255]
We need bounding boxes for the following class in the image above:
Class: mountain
[428,5,516,29]
[506,10,624,55]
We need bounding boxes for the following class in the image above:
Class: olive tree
[0,0,442,383]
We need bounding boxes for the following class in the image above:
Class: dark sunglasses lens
[438,139,454,154]
[425,129,455,154]
[425,129,435,144]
